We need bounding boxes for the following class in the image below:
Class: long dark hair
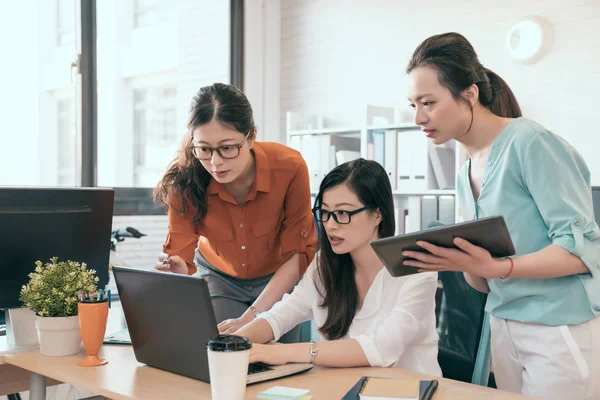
[314,159,395,340]
[154,83,255,223]
[407,32,522,125]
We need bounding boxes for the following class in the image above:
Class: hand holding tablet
[370,216,516,278]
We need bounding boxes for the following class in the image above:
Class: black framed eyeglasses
[312,205,375,225]
[192,131,250,160]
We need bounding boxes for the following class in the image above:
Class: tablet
[370,215,515,277]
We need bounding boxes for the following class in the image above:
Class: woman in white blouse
[236,159,441,374]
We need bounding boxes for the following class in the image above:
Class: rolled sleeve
[279,160,318,275]
[558,216,600,280]
[163,193,200,275]
[352,273,438,367]
[257,312,285,341]
[523,132,600,276]
[354,334,386,367]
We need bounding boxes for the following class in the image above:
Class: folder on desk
[103,327,131,345]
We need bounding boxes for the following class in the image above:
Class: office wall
[279,0,600,182]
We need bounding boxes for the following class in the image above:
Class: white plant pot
[35,315,82,357]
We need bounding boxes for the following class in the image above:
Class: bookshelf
[286,105,467,233]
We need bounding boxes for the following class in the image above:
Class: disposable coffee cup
[206,334,252,400]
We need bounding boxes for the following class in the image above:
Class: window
[1,1,80,186]
[132,84,178,186]
[57,96,78,185]
[2,1,236,195]
[134,0,174,28]
[56,0,75,46]
[1,1,240,270]
[97,0,230,188]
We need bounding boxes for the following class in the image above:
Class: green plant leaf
[19,258,99,317]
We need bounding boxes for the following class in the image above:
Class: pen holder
[77,300,109,367]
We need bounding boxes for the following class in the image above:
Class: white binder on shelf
[405,196,422,233]
[319,135,335,182]
[384,130,398,190]
[438,195,456,225]
[411,132,429,191]
[289,135,302,152]
[396,132,412,192]
[429,141,456,190]
[367,142,375,160]
[301,134,321,193]
[372,130,385,167]
[421,195,438,230]
[394,207,407,235]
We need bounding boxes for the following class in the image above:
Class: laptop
[111,265,313,384]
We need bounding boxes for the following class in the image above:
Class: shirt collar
[206,142,271,200]
[252,142,271,193]
[353,267,385,320]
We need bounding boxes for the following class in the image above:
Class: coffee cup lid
[206,334,252,352]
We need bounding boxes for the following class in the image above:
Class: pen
[161,256,171,265]
[89,290,97,302]
[77,290,86,302]
[107,289,111,308]
[98,289,104,301]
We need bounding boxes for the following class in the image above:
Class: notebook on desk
[111,266,313,385]
[342,376,438,400]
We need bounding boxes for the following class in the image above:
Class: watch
[249,305,261,318]
[308,341,318,364]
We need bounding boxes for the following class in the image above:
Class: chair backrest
[435,271,489,383]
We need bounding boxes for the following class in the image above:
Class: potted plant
[19,257,99,356]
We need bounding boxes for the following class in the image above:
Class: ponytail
[484,69,522,118]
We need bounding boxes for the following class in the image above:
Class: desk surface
[4,345,533,400]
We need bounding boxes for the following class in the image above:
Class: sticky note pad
[257,385,312,400]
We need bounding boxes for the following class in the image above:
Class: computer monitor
[0,187,114,311]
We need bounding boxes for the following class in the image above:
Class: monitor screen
[0,187,114,310]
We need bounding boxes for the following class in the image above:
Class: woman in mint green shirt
[403,32,600,399]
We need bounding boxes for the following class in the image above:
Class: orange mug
[77,300,109,367]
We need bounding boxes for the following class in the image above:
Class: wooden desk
[0,336,61,396]
[4,345,534,400]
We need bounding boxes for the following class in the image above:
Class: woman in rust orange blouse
[154,83,317,339]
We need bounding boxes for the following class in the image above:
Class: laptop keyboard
[248,362,273,375]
